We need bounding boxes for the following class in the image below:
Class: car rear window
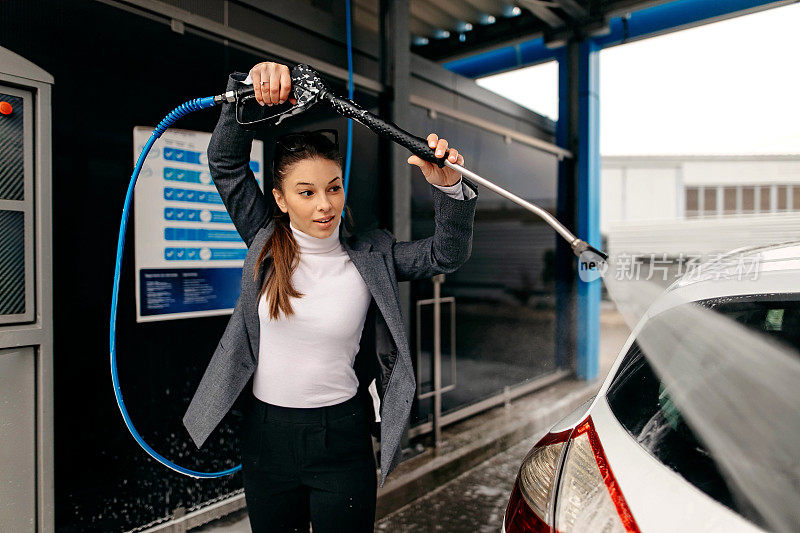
[606,294,800,519]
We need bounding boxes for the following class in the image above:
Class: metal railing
[415,273,456,447]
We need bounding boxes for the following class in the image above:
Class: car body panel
[589,398,763,532]
[506,242,800,532]
[579,244,800,531]
[600,242,800,401]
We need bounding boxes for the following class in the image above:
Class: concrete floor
[192,306,631,532]
[375,430,547,532]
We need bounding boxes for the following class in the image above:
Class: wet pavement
[375,429,546,532]
[373,305,628,532]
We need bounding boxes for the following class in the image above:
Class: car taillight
[504,431,569,532]
[504,418,639,533]
[555,418,639,532]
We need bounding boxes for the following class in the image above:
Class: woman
[182,61,478,532]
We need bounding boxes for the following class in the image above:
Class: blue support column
[555,40,601,382]
[576,40,601,380]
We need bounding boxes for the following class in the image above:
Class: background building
[603,154,800,262]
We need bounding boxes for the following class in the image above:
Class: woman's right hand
[248,62,297,107]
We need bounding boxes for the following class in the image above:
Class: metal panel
[97,0,384,92]
[410,0,459,29]
[412,53,557,135]
[518,0,565,28]
[407,101,563,429]
[235,0,380,59]
[0,346,37,532]
[0,45,55,533]
[410,94,569,158]
[419,0,483,23]
[158,0,224,22]
[0,85,34,325]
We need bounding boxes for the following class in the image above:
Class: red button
[0,102,12,115]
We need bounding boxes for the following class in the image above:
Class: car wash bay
[0,0,791,531]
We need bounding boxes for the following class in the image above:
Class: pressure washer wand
[445,160,606,260]
[231,63,607,262]
[320,90,608,261]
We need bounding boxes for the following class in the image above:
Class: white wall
[602,155,800,257]
[601,155,800,236]
[624,167,679,221]
[601,162,679,233]
[600,167,624,234]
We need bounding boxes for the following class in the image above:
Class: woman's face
[272,157,345,238]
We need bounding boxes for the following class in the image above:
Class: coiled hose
[111,0,360,480]
[109,96,246,478]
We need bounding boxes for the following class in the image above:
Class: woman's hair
[254,130,356,320]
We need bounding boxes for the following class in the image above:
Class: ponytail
[253,201,355,320]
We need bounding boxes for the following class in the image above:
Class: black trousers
[239,391,378,532]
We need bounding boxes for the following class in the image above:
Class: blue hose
[111,95,243,478]
[114,13,354,478]
[112,0,357,479]
[343,0,354,214]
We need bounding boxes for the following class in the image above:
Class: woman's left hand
[407,133,465,187]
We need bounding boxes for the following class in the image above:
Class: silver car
[502,242,800,532]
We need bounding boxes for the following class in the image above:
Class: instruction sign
[133,126,264,322]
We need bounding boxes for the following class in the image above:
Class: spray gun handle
[229,85,299,127]
[323,93,451,168]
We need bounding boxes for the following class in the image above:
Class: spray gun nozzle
[572,239,608,261]
[586,244,608,262]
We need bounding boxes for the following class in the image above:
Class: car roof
[667,240,800,292]
[627,240,800,320]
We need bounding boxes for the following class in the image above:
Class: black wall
[1,1,385,531]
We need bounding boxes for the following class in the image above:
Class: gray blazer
[182,72,479,488]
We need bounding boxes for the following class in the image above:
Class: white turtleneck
[253,180,474,408]
[252,216,371,407]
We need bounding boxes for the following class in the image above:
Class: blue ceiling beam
[443,37,553,78]
[443,0,789,78]
[593,0,792,48]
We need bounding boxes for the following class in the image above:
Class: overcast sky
[475,2,800,156]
